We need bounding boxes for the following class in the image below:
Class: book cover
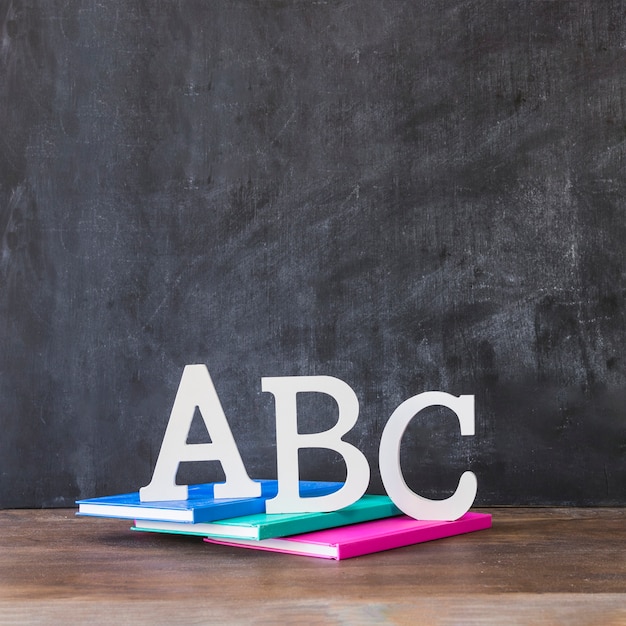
[132,494,402,539]
[203,511,492,559]
[76,480,342,523]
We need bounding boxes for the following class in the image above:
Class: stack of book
[76,480,491,560]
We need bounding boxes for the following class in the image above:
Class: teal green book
[132,495,402,540]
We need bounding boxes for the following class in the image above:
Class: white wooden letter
[262,375,370,513]
[139,365,261,502]
[379,392,477,521]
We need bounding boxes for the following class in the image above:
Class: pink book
[204,511,492,560]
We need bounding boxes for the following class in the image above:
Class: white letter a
[139,365,261,502]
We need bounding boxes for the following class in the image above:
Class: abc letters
[140,364,477,521]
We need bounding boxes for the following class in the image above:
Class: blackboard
[1,0,625,508]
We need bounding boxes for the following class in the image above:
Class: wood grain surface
[0,507,624,624]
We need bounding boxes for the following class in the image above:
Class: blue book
[76,480,342,524]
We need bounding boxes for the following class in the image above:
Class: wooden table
[0,508,624,624]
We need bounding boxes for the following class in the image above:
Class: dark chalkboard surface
[1,1,625,507]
